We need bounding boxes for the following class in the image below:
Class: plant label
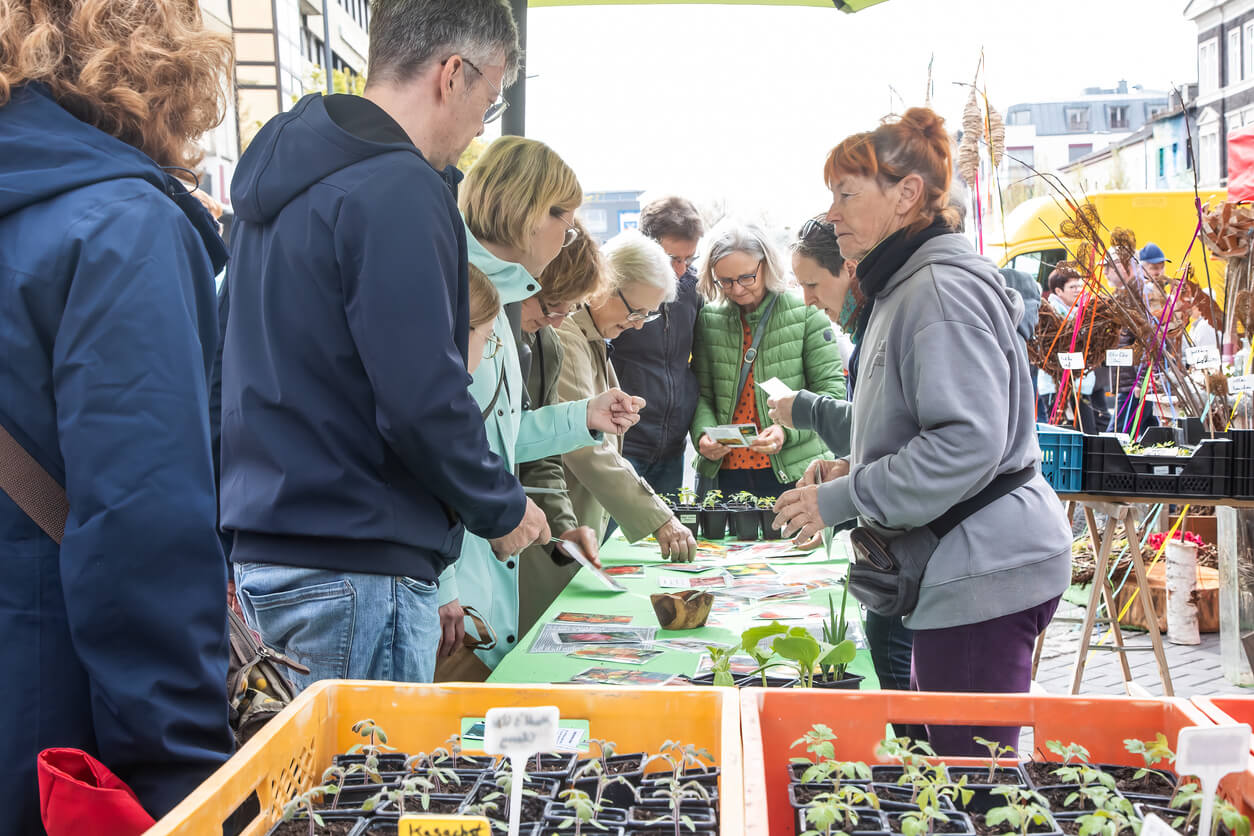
[1107,348,1134,367]
[1175,724,1251,836]
[1187,345,1222,369]
[758,376,794,400]
[1058,352,1085,370]
[1140,813,1182,836]
[1231,375,1254,394]
[399,814,493,835]
[485,706,561,836]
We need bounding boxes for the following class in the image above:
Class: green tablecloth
[489,533,879,687]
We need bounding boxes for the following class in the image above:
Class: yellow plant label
[397,814,493,836]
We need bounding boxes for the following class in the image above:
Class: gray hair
[367,0,521,87]
[697,220,789,302]
[603,230,677,304]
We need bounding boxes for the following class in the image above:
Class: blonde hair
[0,0,233,170]
[537,217,604,305]
[602,230,677,303]
[697,220,790,303]
[468,265,501,329]
[459,136,582,251]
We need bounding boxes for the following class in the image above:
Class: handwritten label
[484,706,559,756]
[1187,345,1222,369]
[679,513,697,525]
[1175,725,1251,836]
[554,726,585,752]
[1058,352,1085,370]
[399,814,493,836]
[1140,813,1182,836]
[1231,375,1254,394]
[1106,349,1134,367]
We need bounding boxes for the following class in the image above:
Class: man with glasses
[218,0,551,688]
[610,196,705,498]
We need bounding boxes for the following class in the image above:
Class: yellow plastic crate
[147,680,744,835]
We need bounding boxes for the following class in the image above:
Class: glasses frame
[460,57,509,125]
[714,266,760,292]
[538,298,575,321]
[665,252,698,269]
[799,217,835,241]
[553,211,579,248]
[616,288,661,323]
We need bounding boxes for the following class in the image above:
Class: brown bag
[433,606,496,682]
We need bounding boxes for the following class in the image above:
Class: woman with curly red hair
[774,108,1071,754]
[0,0,234,828]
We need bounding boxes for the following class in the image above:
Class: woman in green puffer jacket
[690,221,846,501]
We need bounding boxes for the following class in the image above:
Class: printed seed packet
[566,645,663,665]
[602,564,646,577]
[724,562,777,580]
[657,574,729,589]
[568,667,678,687]
[753,605,827,621]
[555,612,633,625]
[556,630,646,646]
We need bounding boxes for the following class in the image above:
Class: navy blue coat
[220,94,525,582]
[0,85,232,831]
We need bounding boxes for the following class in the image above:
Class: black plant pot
[947,765,1030,813]
[970,809,1063,836]
[1091,763,1177,796]
[267,811,364,836]
[374,791,478,817]
[700,508,729,539]
[572,753,647,808]
[1031,784,1103,813]
[812,673,866,690]
[871,781,956,810]
[759,510,783,540]
[627,801,717,828]
[498,752,577,782]
[872,765,952,784]
[730,508,761,540]
[887,810,976,835]
[674,507,701,538]
[333,752,409,771]
[1051,812,1135,836]
[543,799,629,824]
[540,826,626,836]
[795,804,888,836]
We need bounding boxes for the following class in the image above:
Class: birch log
[1166,539,1201,645]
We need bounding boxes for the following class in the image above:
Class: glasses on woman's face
[617,288,661,323]
[539,298,576,321]
[461,58,509,124]
[666,252,698,269]
[552,210,579,248]
[799,217,834,241]
[483,332,503,360]
[715,267,760,292]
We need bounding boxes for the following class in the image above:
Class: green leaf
[818,640,857,669]
[986,809,1012,829]
[772,635,822,668]
[741,622,788,653]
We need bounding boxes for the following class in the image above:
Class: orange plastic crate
[1191,697,1254,818]
[741,688,1216,836]
[147,681,743,836]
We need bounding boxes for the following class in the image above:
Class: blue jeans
[605,454,686,540]
[233,563,440,690]
[866,610,926,741]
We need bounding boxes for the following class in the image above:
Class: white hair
[602,230,678,303]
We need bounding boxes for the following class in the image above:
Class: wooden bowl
[649,589,714,630]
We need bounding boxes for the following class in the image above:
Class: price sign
[484,706,561,836]
[1175,725,1251,836]
[1106,349,1134,367]
[1057,352,1085,370]
[1187,345,1222,369]
[399,815,493,836]
[1231,375,1254,394]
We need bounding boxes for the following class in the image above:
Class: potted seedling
[1111,735,1178,801]
[790,724,872,787]
[729,491,762,540]
[335,718,405,771]
[572,739,644,811]
[1059,807,1139,836]
[758,495,784,540]
[771,626,858,690]
[271,786,359,836]
[740,622,795,688]
[674,488,701,537]
[695,645,741,688]
[873,737,944,791]
[980,787,1059,836]
[799,785,886,836]
[543,787,628,835]
[1024,742,1093,790]
[815,586,864,690]
[630,775,716,836]
[700,490,729,539]
[949,736,1029,811]
[472,770,552,824]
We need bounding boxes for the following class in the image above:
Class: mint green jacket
[690,291,846,483]
[438,224,600,668]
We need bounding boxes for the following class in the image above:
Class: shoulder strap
[481,365,507,421]
[926,466,1036,540]
[0,423,68,544]
[728,293,780,423]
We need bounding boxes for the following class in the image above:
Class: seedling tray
[1082,426,1231,498]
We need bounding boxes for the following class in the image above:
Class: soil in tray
[1054,818,1133,836]
[1024,762,1067,787]
[269,821,358,836]
[970,812,1057,836]
[471,786,549,822]
[1033,786,1097,812]
[382,796,464,816]
[577,754,645,776]
[1098,766,1175,795]
[949,767,1026,786]
[888,813,972,834]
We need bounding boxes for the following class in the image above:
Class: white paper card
[1140,814,1182,836]
[484,706,560,757]
[1187,345,1222,369]
[553,726,584,753]
[556,540,626,592]
[1231,375,1254,394]
[1107,349,1134,367]
[757,377,794,399]
[1058,352,1085,370]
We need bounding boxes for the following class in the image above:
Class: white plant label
[484,706,561,836]
[1140,813,1182,836]
[1175,724,1251,836]
[1231,375,1254,394]
[1106,349,1134,367]
[1187,345,1222,369]
[1058,352,1085,370]
[553,726,584,753]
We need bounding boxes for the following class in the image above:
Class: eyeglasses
[483,332,503,360]
[666,252,698,269]
[799,217,834,240]
[617,288,661,323]
[714,267,760,291]
[554,211,579,248]
[461,58,509,124]
[539,298,576,321]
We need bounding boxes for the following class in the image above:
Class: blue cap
[1138,243,1170,264]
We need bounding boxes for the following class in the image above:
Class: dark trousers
[910,596,1060,755]
[866,611,926,742]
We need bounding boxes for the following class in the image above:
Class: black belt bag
[848,466,1036,618]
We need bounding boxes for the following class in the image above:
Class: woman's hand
[587,388,646,434]
[749,424,786,455]
[697,433,731,461]
[654,516,697,563]
[767,394,798,429]
[797,458,849,488]
[557,527,601,568]
[772,485,826,543]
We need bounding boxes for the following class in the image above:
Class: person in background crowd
[554,231,698,564]
[793,216,859,365]
[691,221,846,501]
[224,0,552,689]
[773,108,1071,754]
[1188,291,1221,356]
[1037,268,1098,432]
[0,0,235,828]
[611,196,706,498]
[444,136,643,670]
[1139,242,1170,283]
[467,267,503,377]
[1107,247,1163,432]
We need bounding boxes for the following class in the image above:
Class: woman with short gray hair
[691,220,846,501]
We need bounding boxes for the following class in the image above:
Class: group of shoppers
[1,0,1081,826]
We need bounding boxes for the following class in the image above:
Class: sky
[495,0,1199,230]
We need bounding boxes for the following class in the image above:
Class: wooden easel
[1032,500,1174,696]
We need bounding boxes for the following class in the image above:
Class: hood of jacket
[0,84,225,269]
[465,220,543,305]
[880,232,1024,330]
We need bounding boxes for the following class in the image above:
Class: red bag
[1228,124,1254,202]
[38,748,155,836]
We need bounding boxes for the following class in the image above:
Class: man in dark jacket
[221,0,549,688]
[611,196,705,496]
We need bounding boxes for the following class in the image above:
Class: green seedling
[573,757,636,811]
[317,767,346,810]
[347,718,392,758]
[819,587,856,683]
[556,788,610,836]
[281,786,331,836]
[659,740,714,778]
[1074,808,1141,836]
[791,725,872,787]
[756,495,778,511]
[677,487,698,507]
[647,776,711,836]
[986,786,1052,836]
[731,491,757,507]
[740,622,789,687]
[702,490,724,509]
[876,737,938,805]
[1124,733,1176,781]
[802,784,881,836]
[974,736,1017,783]
[404,750,461,794]
[1051,764,1117,810]
[1165,782,1249,836]
[897,803,951,836]
[703,645,738,688]
[1045,741,1092,765]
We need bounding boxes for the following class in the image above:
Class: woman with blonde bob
[690,220,846,501]
[438,137,643,672]
[0,0,235,827]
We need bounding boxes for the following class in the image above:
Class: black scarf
[846,217,952,397]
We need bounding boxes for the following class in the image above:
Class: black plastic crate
[1172,418,1254,499]
[1082,428,1231,498]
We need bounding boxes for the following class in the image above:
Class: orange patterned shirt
[723,315,770,471]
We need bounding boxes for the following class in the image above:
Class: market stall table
[490,533,879,688]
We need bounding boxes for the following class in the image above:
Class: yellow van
[986,190,1228,301]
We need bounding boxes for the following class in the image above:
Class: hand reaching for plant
[772,485,826,543]
[798,458,849,488]
[697,433,731,461]
[586,388,645,435]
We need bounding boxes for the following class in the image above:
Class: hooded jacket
[220,93,525,583]
[817,234,1071,630]
[0,85,232,828]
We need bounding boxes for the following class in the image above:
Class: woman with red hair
[774,108,1071,754]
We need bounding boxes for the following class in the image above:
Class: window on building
[1201,39,1220,93]
[1246,22,1254,79]
[1173,141,1181,170]
[1158,148,1165,178]
[1200,128,1220,183]
[337,0,368,29]
[1006,146,1034,181]
[1148,106,1165,120]
[1108,105,1129,130]
[1231,28,1243,86]
[1068,143,1093,162]
[1065,106,1090,132]
[1008,109,1031,126]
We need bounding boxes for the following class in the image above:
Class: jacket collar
[463,219,541,305]
[571,305,604,343]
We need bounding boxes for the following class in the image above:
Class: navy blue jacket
[0,85,232,830]
[611,271,703,463]
[220,94,525,582]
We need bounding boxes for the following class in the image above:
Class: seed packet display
[753,604,827,621]
[555,612,633,625]
[556,630,645,646]
[656,574,729,589]
[602,564,646,578]
[566,645,663,665]
[655,637,733,653]
[724,562,777,580]
[568,667,678,687]
[529,622,656,653]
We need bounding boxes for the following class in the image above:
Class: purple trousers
[910,596,1060,756]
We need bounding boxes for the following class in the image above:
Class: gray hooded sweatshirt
[816,233,1072,630]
